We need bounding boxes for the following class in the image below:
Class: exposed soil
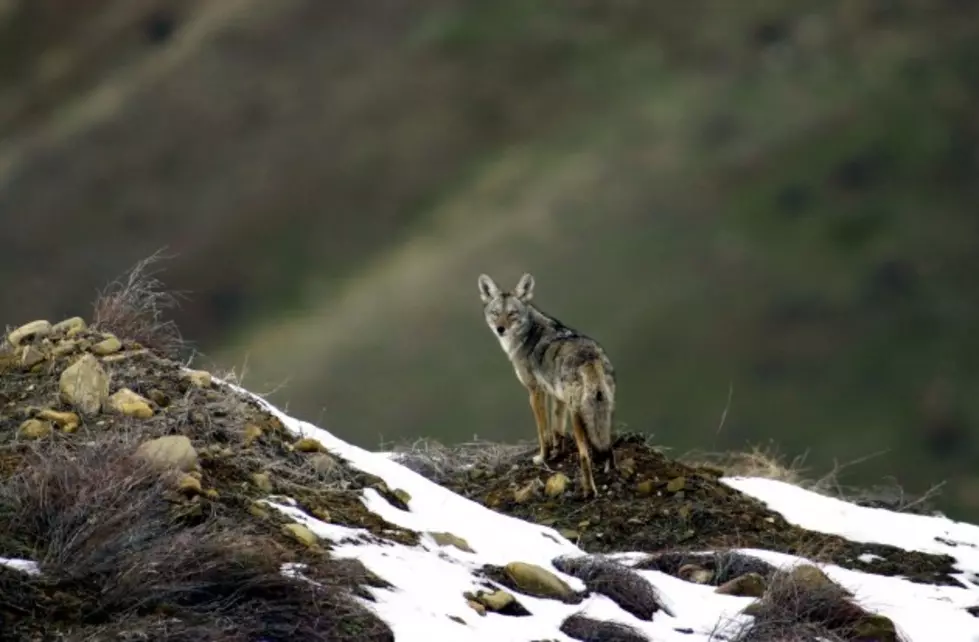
[437,433,963,587]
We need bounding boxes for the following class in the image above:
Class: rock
[205,489,220,499]
[8,320,52,346]
[243,424,263,446]
[430,531,475,553]
[392,488,412,505]
[311,507,331,521]
[148,389,170,407]
[282,523,318,547]
[51,340,80,357]
[102,349,149,362]
[466,599,487,616]
[514,479,543,503]
[635,480,656,496]
[559,529,580,541]
[678,564,713,585]
[504,562,575,600]
[136,435,198,471]
[19,346,45,369]
[294,437,324,453]
[249,502,270,519]
[786,563,844,593]
[182,369,212,388]
[852,614,898,641]
[617,457,637,479]
[107,388,154,418]
[52,317,87,336]
[251,472,273,493]
[476,590,515,612]
[91,335,123,356]
[666,476,686,493]
[36,409,80,433]
[715,573,766,597]
[177,474,202,496]
[308,452,339,476]
[59,354,110,416]
[19,419,52,439]
[545,473,570,498]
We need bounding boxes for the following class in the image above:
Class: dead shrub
[726,566,906,642]
[553,554,673,620]
[0,434,393,642]
[92,248,187,360]
[385,437,534,483]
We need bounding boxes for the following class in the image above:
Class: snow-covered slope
[211,384,979,642]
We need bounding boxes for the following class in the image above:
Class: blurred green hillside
[2,1,979,517]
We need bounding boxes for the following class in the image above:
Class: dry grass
[0,432,394,642]
[92,248,188,360]
[683,444,944,516]
[384,436,536,484]
[682,444,811,486]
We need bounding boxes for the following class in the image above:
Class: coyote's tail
[579,360,613,454]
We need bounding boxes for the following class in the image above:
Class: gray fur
[477,272,617,497]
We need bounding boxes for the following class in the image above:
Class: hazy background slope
[3,0,979,516]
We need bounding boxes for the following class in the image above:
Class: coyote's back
[477,272,616,497]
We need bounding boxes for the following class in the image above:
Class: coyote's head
[477,273,535,341]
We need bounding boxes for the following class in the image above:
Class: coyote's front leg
[529,387,550,464]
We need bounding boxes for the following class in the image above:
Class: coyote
[477,272,616,497]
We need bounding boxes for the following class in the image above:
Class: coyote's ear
[515,273,535,302]
[478,274,500,303]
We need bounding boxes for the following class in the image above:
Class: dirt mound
[415,433,960,587]
[0,315,409,640]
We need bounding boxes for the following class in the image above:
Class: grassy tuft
[384,436,535,483]
[92,248,188,360]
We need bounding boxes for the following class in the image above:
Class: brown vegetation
[0,433,393,641]
[92,249,188,361]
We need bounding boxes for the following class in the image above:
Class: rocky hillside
[4,1,979,519]
[0,313,407,640]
